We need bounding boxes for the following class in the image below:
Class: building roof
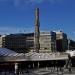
[0,48,17,56]
[0,48,26,57]
[0,48,68,62]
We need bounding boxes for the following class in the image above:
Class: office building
[39,31,56,53]
[69,40,75,50]
[1,31,56,53]
[2,33,34,53]
[55,31,68,52]
[0,35,2,47]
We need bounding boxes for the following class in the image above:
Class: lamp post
[68,38,70,50]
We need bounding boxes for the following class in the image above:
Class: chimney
[34,8,40,53]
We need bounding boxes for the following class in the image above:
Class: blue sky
[0,0,75,40]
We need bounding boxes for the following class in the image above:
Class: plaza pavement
[0,67,75,75]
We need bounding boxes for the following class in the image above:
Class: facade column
[38,61,40,68]
[33,62,35,68]
[15,63,19,75]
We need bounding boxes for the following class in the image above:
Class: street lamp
[68,38,70,50]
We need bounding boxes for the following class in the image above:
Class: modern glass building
[2,33,34,53]
[55,31,68,52]
[0,31,68,53]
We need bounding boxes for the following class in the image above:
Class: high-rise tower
[34,8,40,53]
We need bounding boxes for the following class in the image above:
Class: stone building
[39,31,56,53]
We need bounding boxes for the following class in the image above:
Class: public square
[0,67,75,75]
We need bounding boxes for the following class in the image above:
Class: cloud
[0,0,64,7]
[0,0,8,1]
[28,0,44,4]
[21,0,63,4]
[0,26,34,35]
[13,0,64,8]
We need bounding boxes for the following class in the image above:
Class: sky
[0,0,75,40]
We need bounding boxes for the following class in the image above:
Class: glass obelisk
[34,8,40,53]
